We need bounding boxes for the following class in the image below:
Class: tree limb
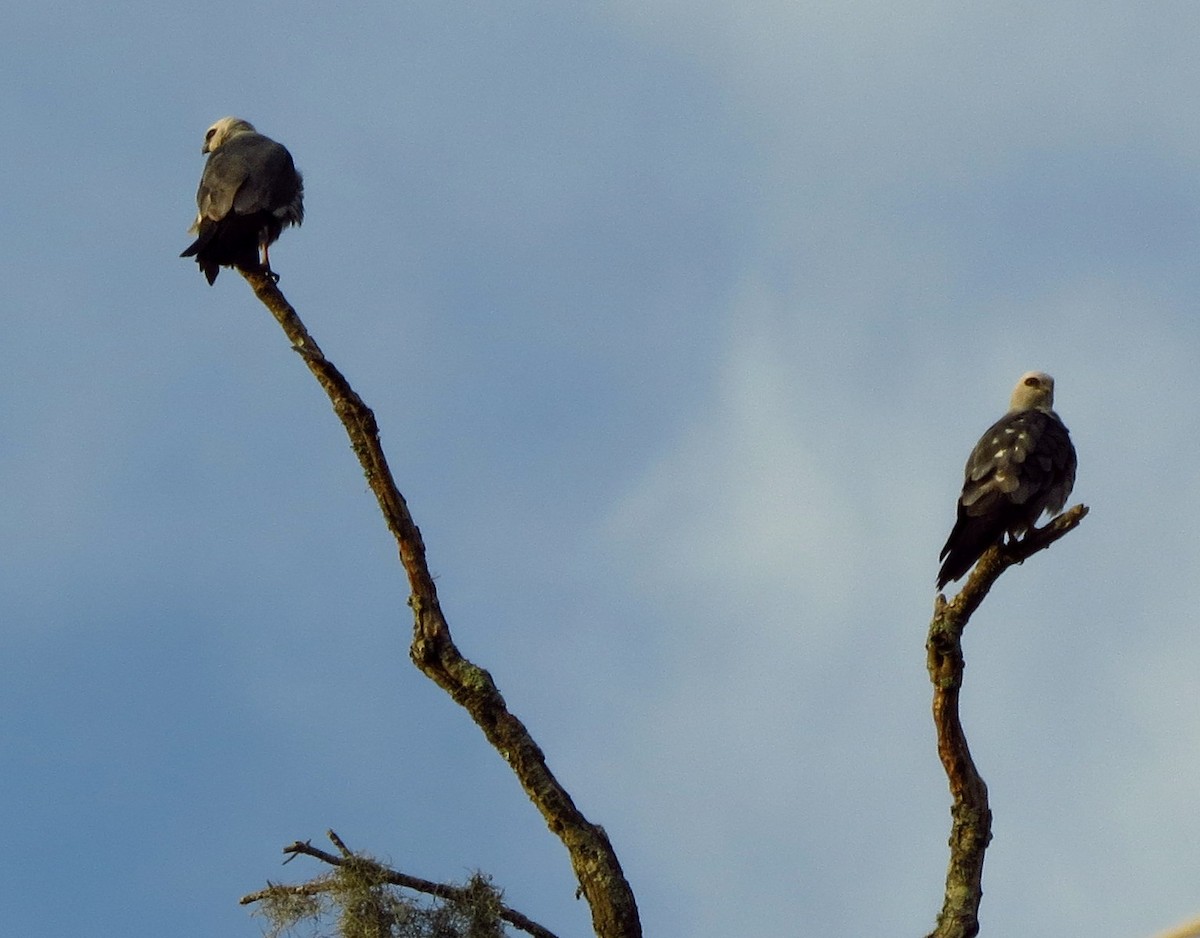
[240,271,641,938]
[240,830,562,938]
[925,504,1088,938]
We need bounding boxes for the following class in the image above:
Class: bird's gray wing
[1032,416,1076,516]
[230,137,298,216]
[960,412,1074,515]
[194,134,294,222]
[194,148,251,224]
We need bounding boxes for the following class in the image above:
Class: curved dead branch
[925,504,1088,938]
[240,271,641,938]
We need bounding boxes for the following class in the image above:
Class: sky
[3,3,1199,936]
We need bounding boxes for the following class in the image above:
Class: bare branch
[240,878,328,906]
[240,271,641,938]
[943,504,1089,625]
[241,831,561,938]
[925,505,1088,938]
[327,829,353,859]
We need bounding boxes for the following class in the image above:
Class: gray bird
[181,117,304,284]
[937,371,1077,590]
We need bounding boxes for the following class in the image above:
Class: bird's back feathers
[181,121,303,284]
[937,399,1076,590]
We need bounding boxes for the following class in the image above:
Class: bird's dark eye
[1024,376,1039,386]
[205,128,217,141]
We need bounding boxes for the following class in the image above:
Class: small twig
[240,831,562,938]
[240,879,327,904]
[925,505,1088,938]
[327,829,353,859]
[281,838,309,864]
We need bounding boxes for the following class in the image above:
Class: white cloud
[607,288,864,612]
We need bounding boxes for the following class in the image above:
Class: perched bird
[937,371,1077,590]
[181,117,304,284]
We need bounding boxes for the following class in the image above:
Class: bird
[937,371,1077,590]
[181,117,304,284]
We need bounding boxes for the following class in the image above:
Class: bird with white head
[181,117,304,284]
[937,371,1077,590]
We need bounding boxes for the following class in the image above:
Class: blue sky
[4,3,1200,936]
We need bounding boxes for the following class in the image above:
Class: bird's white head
[201,117,257,154]
[1009,371,1056,413]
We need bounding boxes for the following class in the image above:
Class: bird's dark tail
[180,221,215,259]
[937,514,1004,590]
[181,224,260,285]
[181,243,219,285]
[180,231,221,284]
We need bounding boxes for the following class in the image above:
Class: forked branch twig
[240,830,561,938]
